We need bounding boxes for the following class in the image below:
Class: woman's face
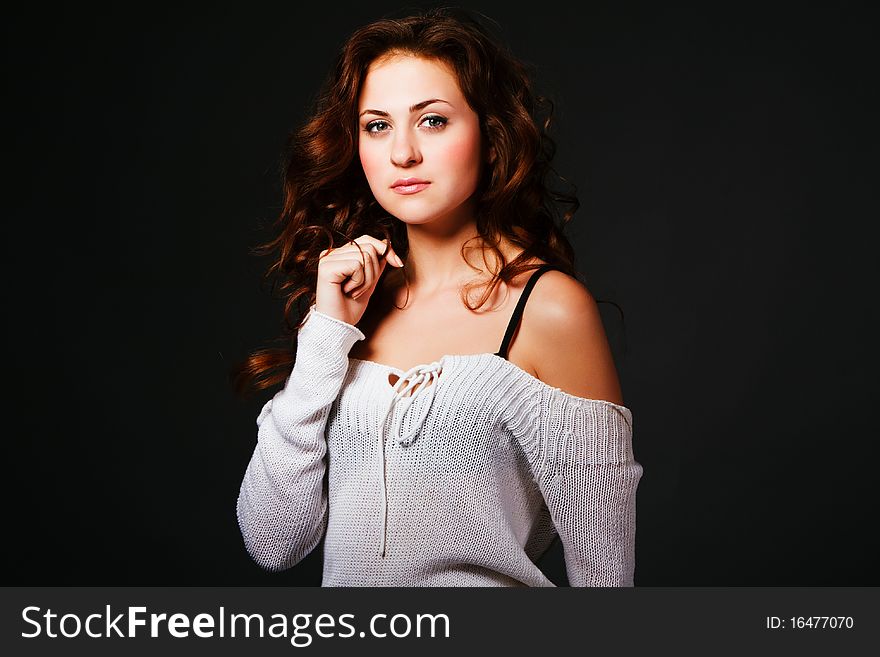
[357,54,485,229]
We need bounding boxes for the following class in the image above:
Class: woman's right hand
[315,235,405,326]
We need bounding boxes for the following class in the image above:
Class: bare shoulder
[519,270,625,405]
[524,269,590,321]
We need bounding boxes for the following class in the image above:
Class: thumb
[381,239,404,268]
[379,238,403,268]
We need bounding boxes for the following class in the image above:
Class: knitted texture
[237,305,644,586]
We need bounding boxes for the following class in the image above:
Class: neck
[401,220,486,293]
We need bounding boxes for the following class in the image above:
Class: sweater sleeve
[517,387,644,587]
[236,305,365,572]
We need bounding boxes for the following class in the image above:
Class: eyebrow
[358,98,452,118]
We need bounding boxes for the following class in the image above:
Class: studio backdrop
[5,1,875,586]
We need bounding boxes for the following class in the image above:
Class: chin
[380,198,473,227]
[390,213,444,226]
[377,201,442,225]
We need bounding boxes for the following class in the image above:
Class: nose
[390,129,421,167]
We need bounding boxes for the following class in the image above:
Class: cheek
[440,129,482,173]
[358,141,383,184]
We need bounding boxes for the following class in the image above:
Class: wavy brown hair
[231,6,586,398]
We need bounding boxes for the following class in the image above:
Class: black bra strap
[495,264,565,359]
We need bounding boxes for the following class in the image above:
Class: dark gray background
[5,1,876,585]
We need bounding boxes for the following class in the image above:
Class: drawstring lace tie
[376,360,443,557]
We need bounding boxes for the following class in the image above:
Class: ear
[485,144,497,165]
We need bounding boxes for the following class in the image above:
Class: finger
[342,241,370,295]
[367,243,379,288]
[341,258,366,294]
[369,239,393,272]
[352,235,395,263]
[354,246,376,299]
[375,239,403,267]
[343,239,380,295]
[326,254,364,292]
[378,239,404,268]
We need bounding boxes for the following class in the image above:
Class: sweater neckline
[348,353,632,415]
[349,352,490,375]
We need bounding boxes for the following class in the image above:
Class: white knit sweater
[237,304,644,586]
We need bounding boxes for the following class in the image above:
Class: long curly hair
[230,7,586,397]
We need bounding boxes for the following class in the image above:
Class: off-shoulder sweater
[236,265,644,586]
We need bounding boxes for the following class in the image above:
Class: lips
[391,178,430,195]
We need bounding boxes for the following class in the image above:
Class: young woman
[232,8,644,586]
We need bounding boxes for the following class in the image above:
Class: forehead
[358,55,464,109]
